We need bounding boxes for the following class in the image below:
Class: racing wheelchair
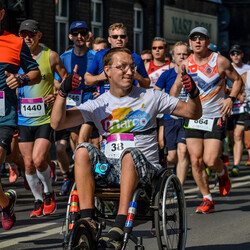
[62,168,187,250]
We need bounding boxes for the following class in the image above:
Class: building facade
[2,0,250,61]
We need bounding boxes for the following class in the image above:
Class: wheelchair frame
[62,168,187,250]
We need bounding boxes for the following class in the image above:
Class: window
[55,0,69,54]
[134,3,143,54]
[91,0,103,37]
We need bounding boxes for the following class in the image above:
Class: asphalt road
[0,152,250,250]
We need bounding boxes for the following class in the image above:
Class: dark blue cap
[70,21,88,33]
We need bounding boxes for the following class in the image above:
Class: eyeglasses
[109,35,127,39]
[20,32,37,38]
[231,51,241,56]
[152,46,164,50]
[142,59,151,63]
[71,30,88,37]
[108,64,137,73]
[190,35,207,41]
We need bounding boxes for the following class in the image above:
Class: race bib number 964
[188,118,214,132]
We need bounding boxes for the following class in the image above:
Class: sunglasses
[190,35,207,41]
[231,51,241,56]
[110,35,127,39]
[71,30,88,37]
[20,32,37,38]
[142,59,151,63]
[152,46,164,50]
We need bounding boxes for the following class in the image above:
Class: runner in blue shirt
[54,21,96,196]
[85,23,150,94]
[155,41,190,186]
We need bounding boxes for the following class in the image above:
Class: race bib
[21,98,45,117]
[0,91,5,116]
[66,90,82,106]
[105,133,135,159]
[231,102,246,115]
[188,118,214,132]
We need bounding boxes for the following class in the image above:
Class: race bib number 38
[0,91,5,116]
[21,97,45,117]
[188,118,214,132]
[105,133,135,159]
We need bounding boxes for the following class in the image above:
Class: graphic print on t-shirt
[101,104,151,134]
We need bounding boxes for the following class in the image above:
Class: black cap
[19,19,40,33]
[229,44,242,54]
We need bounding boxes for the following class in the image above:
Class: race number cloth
[20,98,45,117]
[105,133,135,159]
[66,90,82,106]
[0,91,5,116]
[188,118,214,132]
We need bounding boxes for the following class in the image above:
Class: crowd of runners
[0,0,250,248]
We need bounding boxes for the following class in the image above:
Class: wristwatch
[228,96,236,103]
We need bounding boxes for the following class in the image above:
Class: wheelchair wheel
[154,170,187,250]
[69,219,96,250]
[72,226,92,250]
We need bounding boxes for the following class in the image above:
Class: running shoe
[218,165,231,196]
[245,157,250,166]
[1,190,17,230]
[30,200,44,218]
[231,165,240,177]
[9,164,18,183]
[195,198,215,214]
[43,192,56,215]
[59,178,72,196]
[50,161,57,184]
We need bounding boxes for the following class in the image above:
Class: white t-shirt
[234,63,250,75]
[77,86,179,163]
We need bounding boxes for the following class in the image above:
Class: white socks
[25,173,43,201]
[36,166,53,194]
[203,193,213,201]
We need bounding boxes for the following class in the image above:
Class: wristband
[228,96,236,103]
[189,88,200,99]
[14,73,31,87]
[58,90,67,98]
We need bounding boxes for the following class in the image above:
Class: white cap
[189,27,209,38]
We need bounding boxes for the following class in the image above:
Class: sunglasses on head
[20,31,37,38]
[231,51,241,56]
[110,35,127,39]
[71,30,88,37]
[152,46,164,50]
[190,35,207,41]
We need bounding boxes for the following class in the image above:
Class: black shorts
[0,126,16,154]
[226,113,245,130]
[85,122,99,139]
[245,113,250,131]
[184,117,225,141]
[18,124,53,143]
[54,129,70,142]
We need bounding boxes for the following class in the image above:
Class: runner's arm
[51,95,84,130]
[84,71,107,86]
[134,72,150,88]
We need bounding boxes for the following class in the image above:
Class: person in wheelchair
[51,47,201,249]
